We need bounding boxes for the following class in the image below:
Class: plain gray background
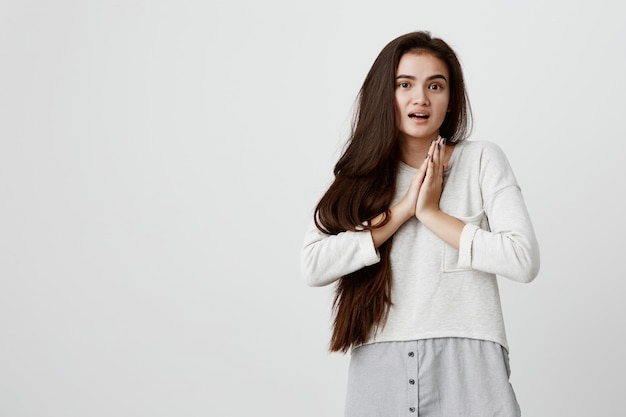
[1,0,625,416]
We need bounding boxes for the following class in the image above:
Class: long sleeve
[300,221,381,287]
[456,143,540,283]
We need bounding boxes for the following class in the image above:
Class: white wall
[1,0,624,415]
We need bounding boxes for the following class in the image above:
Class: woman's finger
[435,136,445,177]
[424,137,438,180]
[440,137,448,171]
[417,152,429,184]
[432,135,441,164]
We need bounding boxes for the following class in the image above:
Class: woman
[301,31,540,416]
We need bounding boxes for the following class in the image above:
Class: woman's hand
[396,147,431,220]
[369,144,431,248]
[414,136,465,249]
[415,136,446,219]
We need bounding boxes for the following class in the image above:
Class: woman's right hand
[369,141,434,248]
[396,140,435,220]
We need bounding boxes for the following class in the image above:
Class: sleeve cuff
[357,230,381,266]
[458,223,480,270]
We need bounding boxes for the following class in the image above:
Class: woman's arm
[459,184,540,283]
[301,150,432,287]
[417,140,540,283]
[465,143,540,282]
[300,222,380,287]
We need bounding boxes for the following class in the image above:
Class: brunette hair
[314,31,472,352]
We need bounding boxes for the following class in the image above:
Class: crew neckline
[398,140,465,173]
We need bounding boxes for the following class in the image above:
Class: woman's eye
[398,82,409,88]
[429,84,443,90]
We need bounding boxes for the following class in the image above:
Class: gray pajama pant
[345,338,521,417]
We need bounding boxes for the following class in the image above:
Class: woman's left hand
[415,135,446,220]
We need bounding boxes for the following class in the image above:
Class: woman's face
[394,52,450,144]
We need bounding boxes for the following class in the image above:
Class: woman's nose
[413,88,429,105]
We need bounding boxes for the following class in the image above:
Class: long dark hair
[314,31,472,352]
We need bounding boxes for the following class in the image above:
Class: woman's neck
[399,137,435,168]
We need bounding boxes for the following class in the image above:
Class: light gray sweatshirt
[301,140,540,351]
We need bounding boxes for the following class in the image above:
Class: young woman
[301,31,540,416]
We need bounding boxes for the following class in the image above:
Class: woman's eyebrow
[395,74,448,82]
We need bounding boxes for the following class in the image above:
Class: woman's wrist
[370,203,412,248]
[415,206,439,223]
[417,209,464,249]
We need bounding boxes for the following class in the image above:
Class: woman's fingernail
[443,137,448,145]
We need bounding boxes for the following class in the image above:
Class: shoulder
[458,140,508,159]
[453,140,517,185]
[455,140,512,170]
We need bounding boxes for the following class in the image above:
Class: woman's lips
[408,113,430,123]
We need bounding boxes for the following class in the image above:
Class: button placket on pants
[406,340,419,414]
